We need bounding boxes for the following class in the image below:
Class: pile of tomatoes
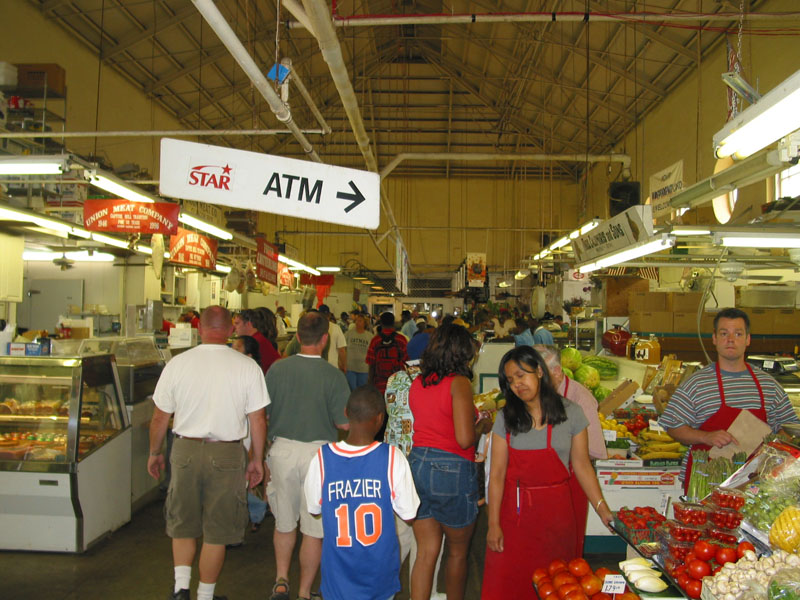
[621,414,649,437]
[616,506,667,543]
[532,558,639,600]
[668,540,755,599]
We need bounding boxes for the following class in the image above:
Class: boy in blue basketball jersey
[305,385,420,600]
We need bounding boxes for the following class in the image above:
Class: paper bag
[708,410,773,460]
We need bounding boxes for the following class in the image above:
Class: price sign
[649,419,665,432]
[602,574,627,595]
[659,493,672,516]
[603,429,618,442]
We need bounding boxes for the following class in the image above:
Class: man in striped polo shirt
[659,307,800,492]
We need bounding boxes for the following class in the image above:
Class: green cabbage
[560,347,583,371]
[574,364,600,390]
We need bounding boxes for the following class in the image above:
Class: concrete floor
[2,498,624,600]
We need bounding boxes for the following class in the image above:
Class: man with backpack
[366,312,409,395]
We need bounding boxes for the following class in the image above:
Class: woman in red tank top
[408,324,488,600]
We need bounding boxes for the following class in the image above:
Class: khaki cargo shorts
[165,438,248,545]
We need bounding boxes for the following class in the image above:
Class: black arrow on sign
[337,181,365,213]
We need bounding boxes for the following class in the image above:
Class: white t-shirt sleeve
[244,361,271,413]
[333,325,346,349]
[390,446,420,520]
[304,448,324,515]
[152,361,176,413]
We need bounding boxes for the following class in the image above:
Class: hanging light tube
[316,266,341,272]
[278,254,320,276]
[578,235,675,273]
[91,232,130,249]
[0,204,74,234]
[84,169,159,204]
[215,264,232,273]
[719,233,800,248]
[178,212,234,240]
[0,155,69,175]
[549,236,570,251]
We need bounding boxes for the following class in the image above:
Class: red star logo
[222,164,232,175]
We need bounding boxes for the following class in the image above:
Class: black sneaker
[170,590,190,600]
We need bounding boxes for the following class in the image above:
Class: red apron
[683,363,767,495]
[482,426,577,599]
[563,377,588,556]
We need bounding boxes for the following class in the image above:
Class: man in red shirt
[366,312,409,394]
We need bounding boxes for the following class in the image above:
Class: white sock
[174,565,191,594]
[197,581,216,600]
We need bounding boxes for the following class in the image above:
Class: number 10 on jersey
[334,503,382,547]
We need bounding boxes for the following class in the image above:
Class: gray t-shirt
[265,354,350,442]
[492,399,589,468]
[345,329,374,373]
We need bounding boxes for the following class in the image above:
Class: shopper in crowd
[400,309,417,340]
[338,311,350,333]
[366,312,409,395]
[317,304,348,372]
[408,324,489,600]
[179,310,201,329]
[482,346,613,599]
[233,309,280,374]
[534,344,607,556]
[659,307,800,493]
[344,313,373,390]
[507,317,535,347]
[304,385,420,600]
[231,335,271,533]
[276,306,291,329]
[406,319,433,360]
[531,317,555,345]
[148,306,269,600]
[264,311,350,600]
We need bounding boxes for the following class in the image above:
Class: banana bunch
[598,413,631,439]
[636,428,688,460]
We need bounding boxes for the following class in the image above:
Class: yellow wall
[1,1,183,175]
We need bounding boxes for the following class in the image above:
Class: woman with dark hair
[408,324,490,600]
[232,335,261,365]
[481,346,614,599]
[254,307,279,350]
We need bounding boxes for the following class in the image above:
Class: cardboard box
[629,291,667,312]
[774,309,800,335]
[629,311,673,333]
[673,311,716,334]
[598,380,642,416]
[7,342,43,356]
[748,308,775,335]
[666,292,703,313]
[15,63,66,96]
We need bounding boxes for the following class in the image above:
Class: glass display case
[0,354,131,552]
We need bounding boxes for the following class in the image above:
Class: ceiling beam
[143,45,230,94]
[102,5,197,62]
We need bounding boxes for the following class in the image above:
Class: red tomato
[676,574,690,590]
[553,572,578,589]
[594,568,613,580]
[632,518,647,529]
[533,569,550,585]
[693,540,717,561]
[539,583,557,598]
[684,552,697,564]
[549,560,569,577]
[687,559,711,580]
[569,558,591,578]
[712,565,722,575]
[564,591,588,600]
[558,584,582,599]
[591,593,612,600]
[737,541,755,558]
[686,579,702,599]
[580,574,602,597]
[716,546,738,565]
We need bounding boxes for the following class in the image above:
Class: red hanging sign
[169,227,217,269]
[83,199,179,234]
[256,239,279,285]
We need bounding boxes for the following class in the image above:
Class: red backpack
[373,331,405,382]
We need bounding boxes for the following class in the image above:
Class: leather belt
[175,435,240,443]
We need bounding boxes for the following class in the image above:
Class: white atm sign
[159,138,380,229]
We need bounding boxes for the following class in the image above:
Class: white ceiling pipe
[299,0,408,268]
[192,0,321,161]
[282,0,317,37]
[380,152,632,179]
[289,11,800,29]
[0,128,327,139]
[281,58,332,135]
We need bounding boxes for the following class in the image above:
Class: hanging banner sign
[573,205,653,264]
[159,138,380,229]
[396,241,409,295]
[169,227,217,269]
[83,199,179,234]
[256,239,279,285]
[649,160,684,222]
[278,263,294,288]
[466,252,487,287]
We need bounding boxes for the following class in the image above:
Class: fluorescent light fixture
[579,219,601,235]
[498,280,511,288]
[85,169,158,204]
[578,235,675,273]
[0,155,68,175]
[714,67,800,160]
[549,236,570,251]
[672,227,711,236]
[361,279,374,285]
[278,254,320,276]
[135,245,153,255]
[371,286,384,291]
[719,233,800,248]
[215,264,232,273]
[23,250,115,262]
[316,266,341,272]
[0,204,75,234]
[91,232,130,249]
[352,274,368,280]
[514,269,530,280]
[533,253,541,261]
[178,212,234,241]
[540,249,551,259]
[70,227,92,239]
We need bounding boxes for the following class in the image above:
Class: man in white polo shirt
[148,305,269,600]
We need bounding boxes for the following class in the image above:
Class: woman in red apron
[682,362,767,495]
[482,347,614,599]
